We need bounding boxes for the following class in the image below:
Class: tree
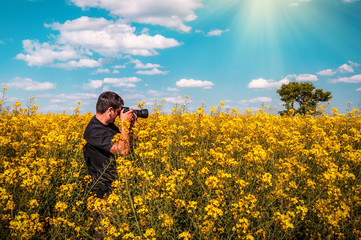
[277,81,332,115]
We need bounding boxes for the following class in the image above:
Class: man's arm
[110,109,137,155]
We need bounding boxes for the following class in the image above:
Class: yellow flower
[54,201,68,212]
[204,200,223,220]
[274,211,295,230]
[205,176,220,189]
[261,172,273,186]
[144,228,156,238]
[178,231,191,239]
[100,217,110,228]
[29,199,39,208]
[158,213,173,230]
[233,217,250,234]
[1,97,361,239]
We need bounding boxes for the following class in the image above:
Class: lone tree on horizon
[277,81,332,115]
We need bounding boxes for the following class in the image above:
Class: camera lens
[134,109,149,118]
[120,107,148,118]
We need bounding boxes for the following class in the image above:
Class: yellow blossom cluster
[0,100,92,239]
[0,98,360,239]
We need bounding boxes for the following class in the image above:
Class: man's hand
[119,108,137,129]
[119,108,134,122]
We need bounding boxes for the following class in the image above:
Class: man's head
[96,91,124,114]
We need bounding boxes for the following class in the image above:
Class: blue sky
[1,0,360,114]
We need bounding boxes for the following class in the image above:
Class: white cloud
[136,68,168,75]
[295,74,318,81]
[111,82,137,88]
[131,59,161,69]
[164,96,185,104]
[356,87,361,91]
[48,17,180,57]
[53,58,102,69]
[38,92,98,104]
[141,28,150,34]
[47,16,110,31]
[349,60,361,67]
[92,68,110,74]
[143,93,188,104]
[40,104,74,113]
[104,77,141,88]
[83,77,142,89]
[238,97,272,104]
[343,0,360,2]
[167,87,180,92]
[70,0,203,32]
[317,61,359,76]
[104,77,141,83]
[17,17,181,67]
[338,63,354,74]
[330,74,361,83]
[249,74,319,90]
[121,93,147,102]
[146,90,186,104]
[114,65,126,69]
[16,40,79,66]
[249,97,272,103]
[317,69,336,76]
[147,90,164,97]
[248,78,289,89]
[6,77,56,91]
[206,29,230,37]
[176,78,214,89]
[83,80,103,89]
[282,74,318,82]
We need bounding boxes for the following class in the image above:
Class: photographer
[83,91,137,199]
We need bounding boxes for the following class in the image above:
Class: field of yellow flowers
[1,94,361,239]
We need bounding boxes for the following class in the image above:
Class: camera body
[121,107,149,118]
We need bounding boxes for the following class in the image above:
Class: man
[83,91,137,198]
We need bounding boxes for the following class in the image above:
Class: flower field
[1,97,361,239]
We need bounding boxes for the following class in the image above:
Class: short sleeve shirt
[83,116,120,197]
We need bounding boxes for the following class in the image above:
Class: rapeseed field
[1,93,360,239]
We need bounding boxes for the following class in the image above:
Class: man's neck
[95,113,109,125]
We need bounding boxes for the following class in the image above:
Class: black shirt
[83,116,120,198]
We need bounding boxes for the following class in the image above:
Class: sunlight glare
[246,0,288,24]
[238,0,292,75]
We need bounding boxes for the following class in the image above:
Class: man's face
[109,106,122,123]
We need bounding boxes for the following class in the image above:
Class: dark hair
[96,91,124,114]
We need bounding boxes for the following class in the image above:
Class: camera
[121,107,149,118]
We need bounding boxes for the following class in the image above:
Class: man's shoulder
[84,116,105,135]
[84,116,119,137]
[86,116,104,128]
